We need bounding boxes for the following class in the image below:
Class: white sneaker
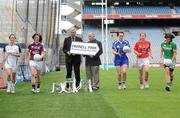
[36,88,40,93]
[76,86,81,91]
[32,89,36,93]
[140,85,144,90]
[118,85,122,89]
[122,84,126,89]
[144,83,149,89]
[11,87,15,93]
[6,88,11,93]
[88,87,93,92]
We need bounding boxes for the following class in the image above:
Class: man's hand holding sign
[70,42,100,56]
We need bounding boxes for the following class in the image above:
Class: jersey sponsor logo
[163,47,172,50]
[142,48,147,54]
[163,44,172,50]
[32,50,40,55]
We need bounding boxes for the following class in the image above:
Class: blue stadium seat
[83,5,112,14]
[176,7,180,14]
[116,6,172,14]
[83,6,172,14]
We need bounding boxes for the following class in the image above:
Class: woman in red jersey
[134,33,152,89]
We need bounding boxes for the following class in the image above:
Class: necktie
[72,37,75,41]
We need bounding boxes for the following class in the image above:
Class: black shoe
[165,86,170,92]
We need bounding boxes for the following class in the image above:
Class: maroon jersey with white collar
[28,42,44,60]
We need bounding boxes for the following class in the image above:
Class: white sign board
[70,42,99,56]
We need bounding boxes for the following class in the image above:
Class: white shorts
[137,58,150,69]
[163,59,175,69]
[29,60,43,70]
[5,62,17,72]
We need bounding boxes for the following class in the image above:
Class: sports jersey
[134,40,151,59]
[161,41,177,59]
[28,42,44,60]
[30,41,46,52]
[112,40,130,66]
[4,44,19,66]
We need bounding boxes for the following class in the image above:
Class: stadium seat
[115,6,172,14]
[175,7,180,14]
[83,5,112,14]
[83,6,172,15]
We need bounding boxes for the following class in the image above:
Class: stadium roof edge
[84,0,177,2]
[84,0,180,6]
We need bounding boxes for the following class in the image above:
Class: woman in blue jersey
[112,32,131,89]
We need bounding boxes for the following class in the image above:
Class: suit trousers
[66,62,81,87]
[85,65,100,88]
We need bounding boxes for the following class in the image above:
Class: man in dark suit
[62,28,83,88]
[85,32,103,90]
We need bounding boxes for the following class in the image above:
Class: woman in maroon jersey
[26,33,45,93]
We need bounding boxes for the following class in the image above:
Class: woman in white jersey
[2,34,20,93]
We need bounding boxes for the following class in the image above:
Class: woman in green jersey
[160,33,177,92]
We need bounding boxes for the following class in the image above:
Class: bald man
[85,32,103,90]
[62,28,83,88]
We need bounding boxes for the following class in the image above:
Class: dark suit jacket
[62,36,83,63]
[85,39,103,66]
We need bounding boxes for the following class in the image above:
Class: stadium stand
[176,7,180,14]
[83,25,180,66]
[115,6,172,14]
[83,6,172,14]
[83,5,112,14]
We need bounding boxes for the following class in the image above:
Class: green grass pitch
[0,68,180,118]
